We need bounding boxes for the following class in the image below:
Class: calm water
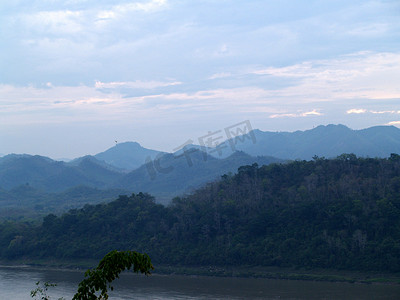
[1,266,399,299]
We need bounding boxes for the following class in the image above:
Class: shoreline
[155,265,400,285]
[1,259,399,285]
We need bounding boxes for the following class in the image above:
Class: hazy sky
[1,0,399,159]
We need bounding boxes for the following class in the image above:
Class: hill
[2,123,399,216]
[113,150,281,202]
[67,155,124,172]
[2,154,400,272]
[0,154,123,192]
[94,142,164,171]
[0,150,280,215]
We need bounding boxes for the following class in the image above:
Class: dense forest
[1,154,400,272]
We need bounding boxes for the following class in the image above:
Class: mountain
[0,154,123,192]
[4,156,400,273]
[219,124,400,160]
[0,149,280,212]
[113,149,281,202]
[3,124,399,214]
[94,142,164,171]
[68,155,125,173]
[173,144,232,159]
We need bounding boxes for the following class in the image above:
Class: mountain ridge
[112,149,282,203]
[1,124,400,214]
[232,124,400,160]
[93,141,164,171]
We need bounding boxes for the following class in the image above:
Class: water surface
[1,266,399,299]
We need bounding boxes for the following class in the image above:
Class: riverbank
[155,265,400,285]
[1,259,399,285]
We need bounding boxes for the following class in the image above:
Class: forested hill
[2,154,400,272]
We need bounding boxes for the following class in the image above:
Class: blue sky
[1,0,399,159]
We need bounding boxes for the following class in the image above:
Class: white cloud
[387,121,400,126]
[22,10,84,35]
[270,109,323,119]
[114,0,167,14]
[252,52,400,102]
[302,109,322,116]
[1,50,399,129]
[94,80,182,89]
[347,23,389,37]
[10,0,169,41]
[269,113,298,119]
[370,110,399,114]
[346,109,400,115]
[94,0,168,24]
[208,72,232,80]
[347,109,367,114]
[0,84,124,123]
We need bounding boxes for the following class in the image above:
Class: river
[0,266,399,299]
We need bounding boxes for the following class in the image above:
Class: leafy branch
[72,250,153,300]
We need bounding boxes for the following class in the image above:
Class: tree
[73,250,153,300]
[31,250,153,300]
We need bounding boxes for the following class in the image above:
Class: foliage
[30,251,152,300]
[30,281,65,300]
[72,250,153,300]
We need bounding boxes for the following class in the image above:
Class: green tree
[31,250,153,300]
[72,250,153,300]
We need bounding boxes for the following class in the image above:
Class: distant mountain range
[0,150,281,206]
[150,124,400,161]
[1,124,400,217]
[114,150,280,202]
[234,124,400,160]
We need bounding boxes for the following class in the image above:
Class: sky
[1,0,400,159]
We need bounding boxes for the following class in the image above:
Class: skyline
[1,0,399,159]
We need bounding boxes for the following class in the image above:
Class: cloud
[269,113,298,119]
[208,72,232,80]
[0,83,276,126]
[269,109,323,119]
[387,121,400,126]
[2,0,400,158]
[302,109,322,116]
[370,110,400,114]
[21,10,84,35]
[347,23,389,37]
[94,80,182,89]
[94,0,168,24]
[114,0,167,14]
[7,0,169,43]
[251,52,400,102]
[1,50,399,130]
[0,84,125,124]
[347,109,367,114]
[346,109,400,115]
